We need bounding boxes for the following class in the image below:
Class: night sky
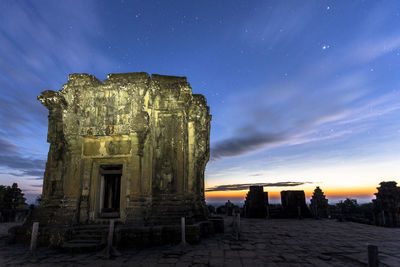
[1,0,400,204]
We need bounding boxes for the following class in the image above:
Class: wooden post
[368,245,379,267]
[266,205,270,219]
[181,217,186,248]
[29,222,39,262]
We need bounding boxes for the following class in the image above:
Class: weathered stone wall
[373,181,400,227]
[310,186,329,218]
[244,186,268,218]
[280,190,311,218]
[36,72,211,226]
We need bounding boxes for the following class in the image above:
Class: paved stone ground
[0,222,20,238]
[1,217,399,266]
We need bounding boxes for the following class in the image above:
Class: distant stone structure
[225,200,234,216]
[33,72,211,227]
[373,181,400,227]
[281,190,310,218]
[310,186,329,218]
[244,186,268,218]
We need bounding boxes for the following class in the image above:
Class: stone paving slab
[1,217,400,266]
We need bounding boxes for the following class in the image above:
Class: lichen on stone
[36,72,211,226]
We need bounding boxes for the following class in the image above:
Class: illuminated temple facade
[36,72,211,226]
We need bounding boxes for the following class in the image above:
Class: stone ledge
[68,73,102,87]
[151,74,187,84]
[8,218,224,251]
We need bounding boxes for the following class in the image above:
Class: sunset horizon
[1,1,400,208]
[2,1,400,265]
[205,187,379,204]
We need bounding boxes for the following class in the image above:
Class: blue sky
[1,0,400,203]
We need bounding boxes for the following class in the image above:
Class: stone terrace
[1,217,399,266]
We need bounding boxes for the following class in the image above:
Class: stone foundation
[9,217,224,250]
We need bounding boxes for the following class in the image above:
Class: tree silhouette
[0,183,27,221]
[336,198,358,217]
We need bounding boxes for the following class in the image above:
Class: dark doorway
[99,165,122,218]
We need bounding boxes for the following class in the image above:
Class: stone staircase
[61,225,108,253]
[150,200,188,225]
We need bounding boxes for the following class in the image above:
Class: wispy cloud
[0,137,19,154]
[29,184,43,188]
[206,181,312,192]
[241,2,317,49]
[0,135,45,179]
[209,1,400,161]
[211,31,400,160]
[0,1,116,181]
[354,36,400,63]
[211,130,285,160]
[0,1,115,137]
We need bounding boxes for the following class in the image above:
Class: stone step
[62,224,107,253]
[150,215,182,218]
[67,239,101,244]
[60,240,104,253]
[72,235,102,240]
[148,217,182,224]
[73,228,107,234]
[73,229,106,234]
[73,225,109,230]
[153,213,186,217]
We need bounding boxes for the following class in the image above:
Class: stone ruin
[35,72,211,226]
[310,186,329,218]
[12,73,222,248]
[281,190,311,218]
[373,181,400,227]
[225,200,234,216]
[244,186,268,218]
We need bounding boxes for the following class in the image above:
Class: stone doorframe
[99,165,122,218]
[88,157,129,223]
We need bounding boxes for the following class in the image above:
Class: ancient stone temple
[281,190,311,218]
[373,181,400,227]
[35,72,211,226]
[310,186,329,218]
[244,186,268,218]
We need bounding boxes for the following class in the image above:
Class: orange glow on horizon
[205,186,376,201]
